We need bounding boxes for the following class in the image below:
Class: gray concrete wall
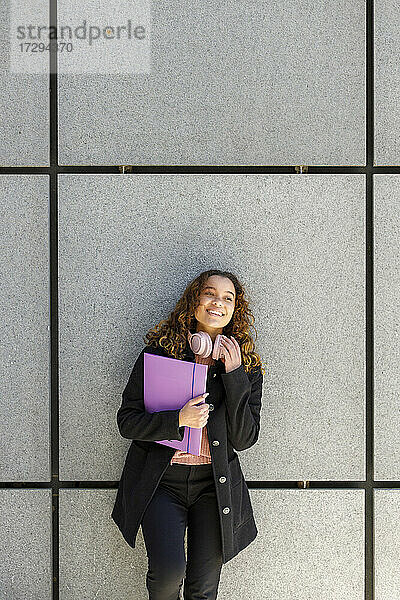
[0,0,399,598]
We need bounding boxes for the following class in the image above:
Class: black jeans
[141,462,223,600]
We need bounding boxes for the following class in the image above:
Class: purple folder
[143,352,208,455]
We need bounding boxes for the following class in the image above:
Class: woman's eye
[205,291,232,301]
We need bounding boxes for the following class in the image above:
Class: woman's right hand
[179,393,210,428]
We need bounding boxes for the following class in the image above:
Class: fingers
[192,399,209,413]
[221,335,239,358]
[191,393,208,404]
[220,336,231,354]
[231,336,240,351]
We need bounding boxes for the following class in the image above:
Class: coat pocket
[228,455,253,532]
[227,454,242,486]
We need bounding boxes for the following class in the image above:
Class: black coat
[111,340,264,564]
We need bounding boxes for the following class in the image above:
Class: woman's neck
[195,324,223,343]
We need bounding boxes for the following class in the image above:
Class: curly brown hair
[143,269,266,377]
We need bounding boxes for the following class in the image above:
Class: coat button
[208,403,214,411]
[219,476,226,483]
[212,440,219,446]
[223,507,230,514]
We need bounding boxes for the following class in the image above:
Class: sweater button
[212,440,219,446]
[219,476,226,483]
[213,373,217,378]
[223,507,230,514]
[208,403,214,411]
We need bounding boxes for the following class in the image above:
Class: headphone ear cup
[212,334,223,360]
[188,331,213,357]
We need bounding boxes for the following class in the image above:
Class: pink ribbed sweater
[170,353,215,465]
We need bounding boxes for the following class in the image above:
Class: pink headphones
[187,331,224,360]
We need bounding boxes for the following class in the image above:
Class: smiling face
[194,275,236,341]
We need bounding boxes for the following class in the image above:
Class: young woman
[111,269,265,600]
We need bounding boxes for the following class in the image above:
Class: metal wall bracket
[297,480,310,488]
[295,165,309,174]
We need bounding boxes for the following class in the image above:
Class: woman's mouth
[207,309,224,318]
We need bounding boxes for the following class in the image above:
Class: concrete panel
[219,489,364,599]
[374,490,400,600]
[374,0,400,165]
[0,1,49,166]
[59,489,150,599]
[58,174,364,482]
[0,489,52,600]
[59,488,364,599]
[374,175,400,479]
[0,175,50,481]
[58,0,365,166]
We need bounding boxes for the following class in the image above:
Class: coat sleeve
[220,364,263,451]
[116,348,186,442]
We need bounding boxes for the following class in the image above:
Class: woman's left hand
[219,335,242,373]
